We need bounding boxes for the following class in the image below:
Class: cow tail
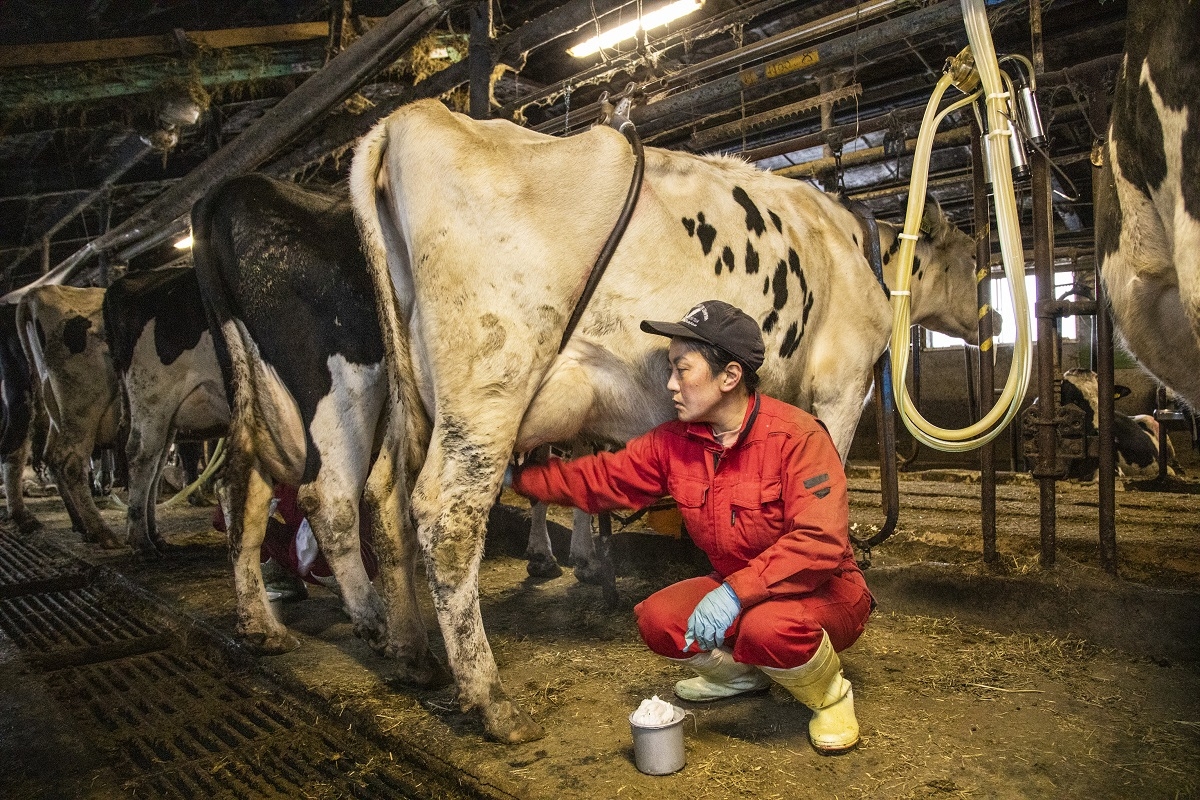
[350,121,430,490]
[190,183,241,412]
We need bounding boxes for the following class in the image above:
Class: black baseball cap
[641,300,765,372]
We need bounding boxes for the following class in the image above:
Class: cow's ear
[919,197,949,240]
[1114,384,1131,400]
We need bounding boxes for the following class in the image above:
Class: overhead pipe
[627,1,964,139]
[526,0,901,133]
[4,133,152,279]
[3,0,449,303]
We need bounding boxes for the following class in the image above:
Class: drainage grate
[0,530,88,598]
[48,650,440,799]
[0,585,174,667]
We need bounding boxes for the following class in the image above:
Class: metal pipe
[1032,142,1058,569]
[1157,386,1170,480]
[775,126,973,179]
[10,0,447,300]
[4,134,153,278]
[1095,230,1117,573]
[972,123,998,565]
[469,0,493,120]
[528,0,903,134]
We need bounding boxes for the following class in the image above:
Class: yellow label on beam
[739,49,819,87]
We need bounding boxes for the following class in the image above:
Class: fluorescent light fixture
[568,0,703,58]
[174,235,193,249]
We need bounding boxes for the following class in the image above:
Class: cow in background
[350,99,997,741]
[0,303,39,533]
[193,174,442,687]
[103,266,230,556]
[1097,0,1200,409]
[17,286,123,548]
[1059,369,1177,481]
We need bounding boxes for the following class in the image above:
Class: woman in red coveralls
[511,300,872,753]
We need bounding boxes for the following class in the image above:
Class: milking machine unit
[888,0,1045,452]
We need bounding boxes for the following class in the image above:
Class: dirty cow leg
[220,452,297,654]
[413,433,543,743]
[2,439,41,533]
[362,426,447,688]
[46,427,121,548]
[524,501,563,578]
[124,416,171,556]
[296,475,388,650]
[568,508,606,584]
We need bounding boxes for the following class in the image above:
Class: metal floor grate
[48,651,434,799]
[0,585,173,667]
[0,530,88,598]
[0,534,475,800]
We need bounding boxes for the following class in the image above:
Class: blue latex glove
[684,583,741,652]
[503,464,514,488]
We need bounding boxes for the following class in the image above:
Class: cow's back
[104,266,208,376]
[193,174,386,482]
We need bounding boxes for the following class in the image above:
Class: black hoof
[526,554,563,579]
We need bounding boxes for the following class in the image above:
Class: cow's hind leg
[2,439,40,533]
[524,501,562,578]
[124,416,170,556]
[296,474,388,649]
[46,427,121,548]
[414,430,543,743]
[362,426,447,687]
[220,451,297,654]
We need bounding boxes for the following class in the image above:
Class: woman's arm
[512,431,669,514]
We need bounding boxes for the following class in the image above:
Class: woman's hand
[684,583,741,651]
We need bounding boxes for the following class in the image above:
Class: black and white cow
[192,174,442,686]
[16,285,123,548]
[1059,369,1176,481]
[1097,0,1200,409]
[350,99,997,742]
[0,303,40,533]
[103,266,231,556]
[521,210,994,580]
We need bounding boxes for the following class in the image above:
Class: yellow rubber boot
[760,632,859,753]
[671,646,772,702]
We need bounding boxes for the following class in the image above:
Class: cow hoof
[525,554,563,579]
[15,515,42,534]
[129,540,162,560]
[242,630,300,655]
[483,699,544,744]
[97,534,126,551]
[571,559,607,585]
[389,653,453,689]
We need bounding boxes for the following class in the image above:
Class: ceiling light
[174,235,193,249]
[568,0,703,58]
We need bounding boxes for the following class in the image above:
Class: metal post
[469,0,493,120]
[1095,244,1117,573]
[1032,146,1059,569]
[971,123,998,564]
[1157,386,1170,480]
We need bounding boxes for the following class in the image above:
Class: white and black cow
[521,210,993,580]
[16,285,123,548]
[350,99,995,742]
[0,303,40,533]
[1059,368,1176,481]
[1097,0,1200,409]
[192,174,443,686]
[103,266,231,556]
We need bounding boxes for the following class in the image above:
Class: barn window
[925,272,1078,349]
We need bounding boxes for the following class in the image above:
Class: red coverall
[513,393,872,669]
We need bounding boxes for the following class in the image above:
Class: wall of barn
[847,340,1200,474]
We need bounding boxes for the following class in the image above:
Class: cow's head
[885,200,1003,346]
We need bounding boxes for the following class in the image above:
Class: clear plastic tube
[887,0,1033,452]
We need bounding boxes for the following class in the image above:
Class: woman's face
[666,339,726,423]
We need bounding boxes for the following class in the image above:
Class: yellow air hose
[889,0,1034,452]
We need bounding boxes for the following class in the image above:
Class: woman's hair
[676,338,761,393]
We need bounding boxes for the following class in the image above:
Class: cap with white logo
[640,300,765,372]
